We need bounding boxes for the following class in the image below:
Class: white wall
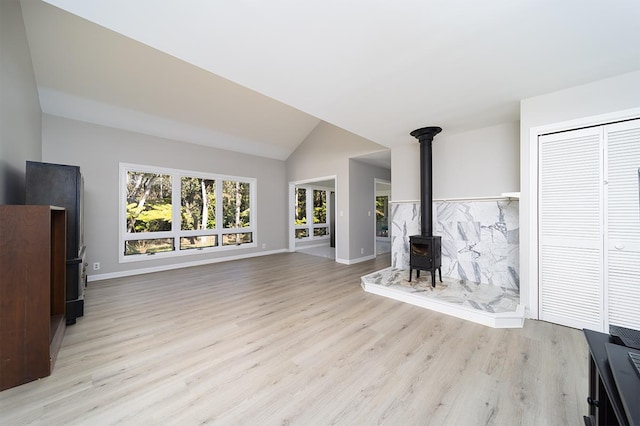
[520,70,640,316]
[391,122,520,201]
[432,123,519,199]
[390,142,420,201]
[42,114,288,279]
[0,0,41,204]
[286,121,389,262]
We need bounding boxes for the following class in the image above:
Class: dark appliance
[408,126,443,286]
[26,161,87,324]
[610,324,640,350]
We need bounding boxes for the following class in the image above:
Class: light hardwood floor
[0,253,588,425]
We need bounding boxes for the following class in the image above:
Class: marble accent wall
[391,200,519,290]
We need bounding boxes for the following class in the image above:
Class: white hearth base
[361,267,524,329]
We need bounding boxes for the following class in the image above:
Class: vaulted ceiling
[21,0,640,160]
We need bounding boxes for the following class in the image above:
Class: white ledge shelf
[500,192,520,199]
[391,193,520,203]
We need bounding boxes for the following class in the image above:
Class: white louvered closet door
[539,127,603,331]
[605,119,640,330]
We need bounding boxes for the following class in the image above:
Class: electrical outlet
[361,248,364,255]
[93,262,100,270]
[262,243,266,249]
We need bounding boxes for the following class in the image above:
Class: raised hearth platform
[361,267,524,328]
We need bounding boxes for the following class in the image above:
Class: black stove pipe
[410,126,442,237]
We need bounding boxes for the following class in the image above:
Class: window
[313,190,326,223]
[313,227,328,237]
[295,188,307,225]
[222,180,251,229]
[295,185,329,240]
[181,177,215,231]
[126,172,172,234]
[120,163,256,261]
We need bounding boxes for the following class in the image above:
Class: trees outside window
[313,190,326,224]
[121,164,256,260]
[314,228,328,237]
[295,188,307,225]
[181,177,215,231]
[126,172,172,234]
[222,180,251,229]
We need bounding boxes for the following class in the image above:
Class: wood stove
[408,126,443,287]
[409,235,442,284]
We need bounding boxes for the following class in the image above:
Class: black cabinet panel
[26,161,86,324]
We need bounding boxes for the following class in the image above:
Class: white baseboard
[336,254,376,265]
[295,242,331,250]
[88,249,288,282]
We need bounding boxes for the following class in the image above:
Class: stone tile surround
[391,199,519,290]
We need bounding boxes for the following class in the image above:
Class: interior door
[538,127,604,331]
[605,119,640,330]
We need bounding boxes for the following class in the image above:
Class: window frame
[119,163,257,263]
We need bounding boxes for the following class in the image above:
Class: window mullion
[173,174,181,251]
[307,188,313,238]
[215,179,221,236]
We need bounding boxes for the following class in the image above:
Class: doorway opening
[375,179,391,256]
[289,176,336,260]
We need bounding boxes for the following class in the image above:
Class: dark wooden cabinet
[0,205,66,391]
[584,329,640,425]
[26,161,86,324]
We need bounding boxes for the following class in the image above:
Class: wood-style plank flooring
[0,253,588,425]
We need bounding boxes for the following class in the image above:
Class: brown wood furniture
[0,205,66,391]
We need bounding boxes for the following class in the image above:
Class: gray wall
[286,121,389,262]
[519,70,640,316]
[349,160,391,260]
[0,0,42,204]
[391,122,520,201]
[42,114,288,278]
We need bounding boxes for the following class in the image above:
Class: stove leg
[431,270,436,288]
[438,267,442,282]
[409,268,412,282]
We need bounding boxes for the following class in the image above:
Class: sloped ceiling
[22,0,640,160]
[21,0,321,160]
